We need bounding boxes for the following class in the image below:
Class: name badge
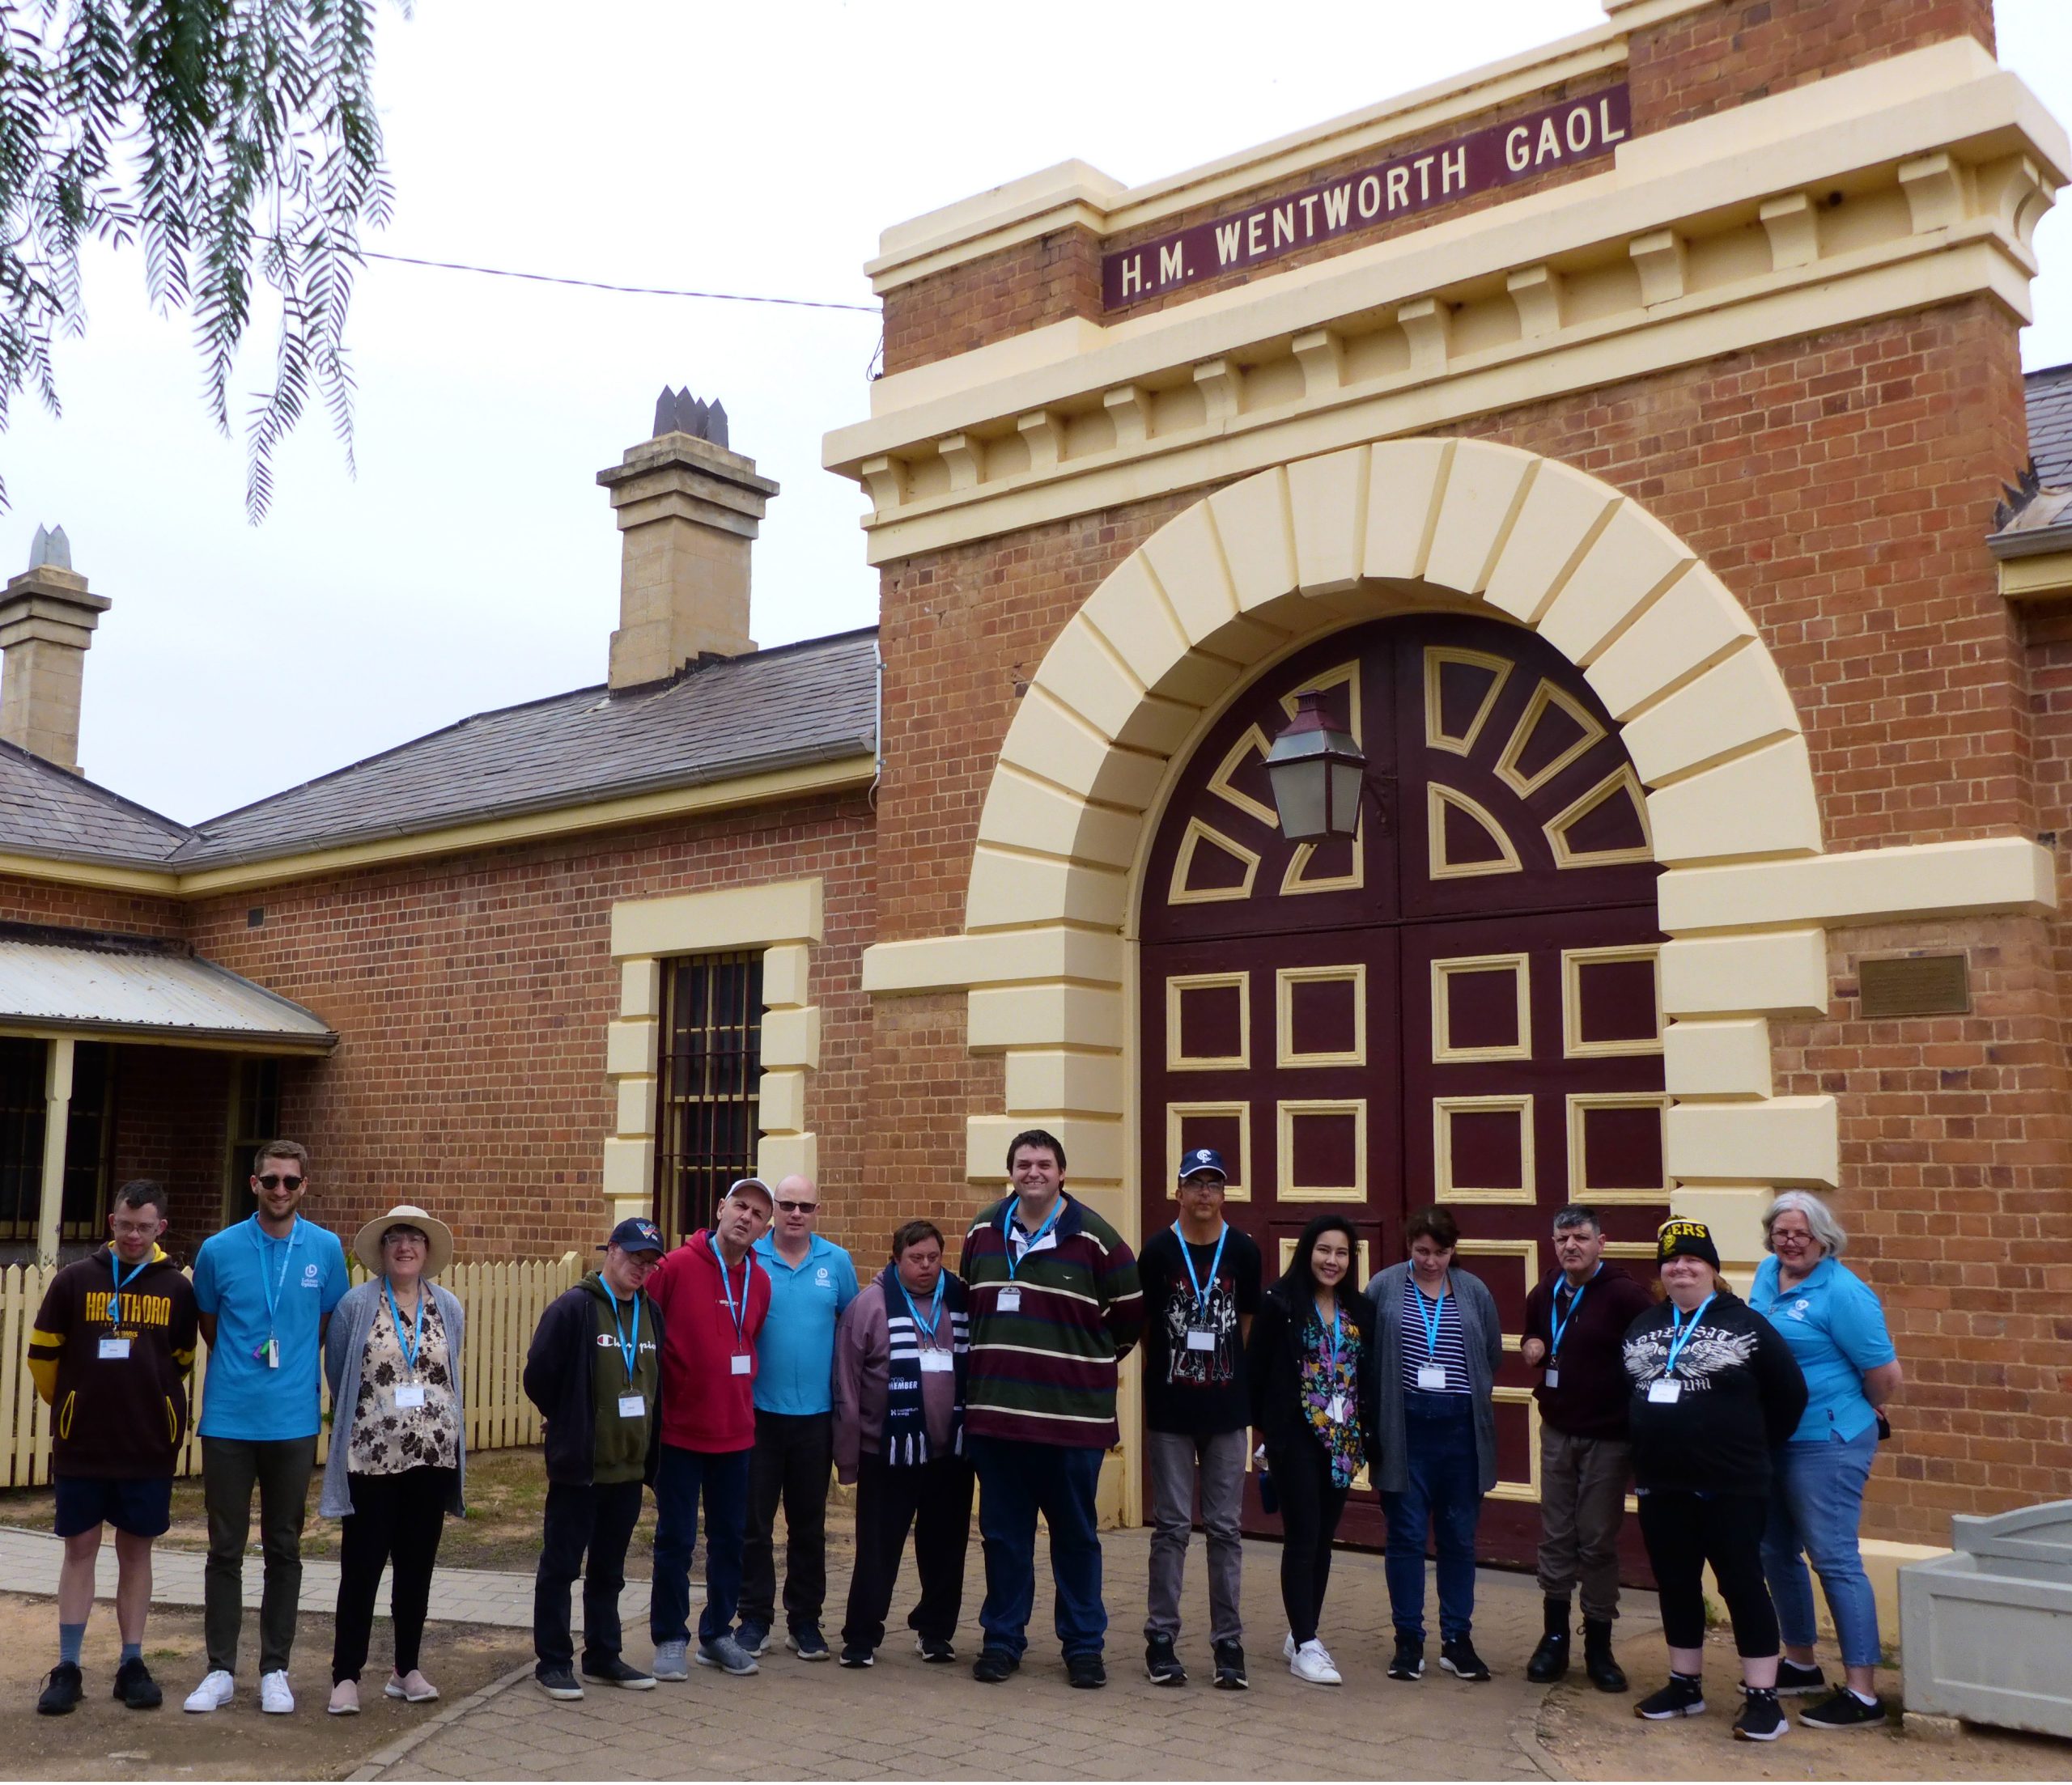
[618,1393,646,1418]
[1543,1367,1560,1389]
[730,1354,752,1376]
[393,1384,427,1409]
[98,1337,131,1360]
[919,1350,954,1374]
[1327,1394,1347,1424]
[1417,1364,1447,1390]
[1185,1327,1216,1352]
[996,1287,1021,1313]
[265,1338,281,1370]
[1648,1378,1682,1403]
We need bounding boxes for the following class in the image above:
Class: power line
[359,248,877,313]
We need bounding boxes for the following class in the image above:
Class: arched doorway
[1139,609,1667,1562]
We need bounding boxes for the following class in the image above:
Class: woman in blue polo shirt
[1748,1192,1903,1732]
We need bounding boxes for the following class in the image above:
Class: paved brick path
[360,1527,1662,1782]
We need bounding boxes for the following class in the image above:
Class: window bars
[654,951,763,1243]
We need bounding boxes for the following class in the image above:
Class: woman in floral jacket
[1244,1214,1373,1686]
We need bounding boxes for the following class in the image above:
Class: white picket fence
[0,1255,585,1488]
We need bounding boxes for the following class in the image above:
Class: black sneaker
[1066,1652,1106,1690]
[113,1656,163,1711]
[1212,1641,1248,1691]
[534,1665,584,1701]
[1636,1673,1706,1719]
[580,1656,656,1690]
[1774,1658,1828,1696]
[915,1634,955,1664]
[785,1625,830,1662]
[1441,1638,1491,1681]
[1145,1634,1186,1686]
[1387,1634,1424,1681]
[972,1648,1019,1684]
[1734,1687,1789,1741]
[838,1644,874,1668]
[36,1662,83,1715]
[734,1621,771,1657]
[1799,1687,1887,1730]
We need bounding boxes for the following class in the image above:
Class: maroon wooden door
[1139,614,1667,1559]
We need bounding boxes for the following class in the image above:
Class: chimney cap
[28,524,71,573]
[652,387,729,450]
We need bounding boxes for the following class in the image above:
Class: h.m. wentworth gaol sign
[1102,87,1633,312]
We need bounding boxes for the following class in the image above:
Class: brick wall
[885,229,1102,378]
[109,1043,232,1264]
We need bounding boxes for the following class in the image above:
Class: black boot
[1526,1597,1570,1683]
[1583,1617,1628,1693]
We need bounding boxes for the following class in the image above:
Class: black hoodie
[1624,1287,1807,1496]
[524,1271,664,1487]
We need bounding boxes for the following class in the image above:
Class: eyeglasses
[775,1200,817,1214]
[110,1219,160,1236]
[256,1173,304,1191]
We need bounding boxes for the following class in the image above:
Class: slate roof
[0,629,879,871]
[2030,362,2072,488]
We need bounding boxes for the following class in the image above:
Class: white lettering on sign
[1160,241,1186,283]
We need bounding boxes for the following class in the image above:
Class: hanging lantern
[1263,690,1367,841]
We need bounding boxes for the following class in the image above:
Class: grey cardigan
[1365,1260,1504,1496]
[320,1278,467,1520]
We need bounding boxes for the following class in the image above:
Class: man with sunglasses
[184,1142,350,1716]
[738,1174,856,1661]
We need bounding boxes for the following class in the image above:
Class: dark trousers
[969,1435,1106,1660]
[202,1435,317,1676]
[739,1410,834,1633]
[841,1450,974,1653]
[1265,1435,1348,1646]
[332,1465,455,1683]
[533,1478,643,1672]
[1380,1391,1484,1643]
[1638,1489,1779,1657]
[650,1443,751,1646]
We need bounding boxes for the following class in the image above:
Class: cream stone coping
[1999,548,2072,600]
[603,880,823,1227]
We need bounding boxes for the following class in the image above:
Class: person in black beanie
[1625,1218,1807,1742]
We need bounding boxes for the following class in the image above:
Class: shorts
[53,1473,174,1539]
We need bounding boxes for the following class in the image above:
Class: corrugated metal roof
[0,939,336,1048]
[2030,363,2072,488]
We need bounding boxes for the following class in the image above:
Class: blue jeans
[649,1443,751,1646]
[969,1436,1106,1660]
[1380,1392,1483,1643]
[1761,1425,1881,1668]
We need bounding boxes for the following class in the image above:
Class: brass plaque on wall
[1858,954,1970,1019]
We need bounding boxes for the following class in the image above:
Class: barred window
[0,1039,46,1240]
[0,1038,112,1243]
[654,952,762,1243]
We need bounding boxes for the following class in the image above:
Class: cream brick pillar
[0,533,111,773]
[597,414,779,689]
[36,1037,74,1266]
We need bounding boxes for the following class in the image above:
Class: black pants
[840,1450,974,1653]
[739,1410,832,1632]
[533,1478,644,1672]
[1267,1435,1348,1646]
[333,1465,455,1684]
[202,1435,317,1676]
[1637,1489,1779,1656]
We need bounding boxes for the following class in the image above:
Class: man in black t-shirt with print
[1138,1148,1262,1690]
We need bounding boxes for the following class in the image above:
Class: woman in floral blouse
[1244,1214,1372,1686]
[320,1205,467,1715]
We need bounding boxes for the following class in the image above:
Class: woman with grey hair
[1747,1190,1902,1731]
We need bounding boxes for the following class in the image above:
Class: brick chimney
[597,388,779,689]
[0,526,111,772]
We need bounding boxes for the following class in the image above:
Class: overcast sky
[11,0,2072,825]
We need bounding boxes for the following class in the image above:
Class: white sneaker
[1291,1639,1342,1685]
[1282,1633,1297,1661]
[183,1669,234,1713]
[260,1670,295,1714]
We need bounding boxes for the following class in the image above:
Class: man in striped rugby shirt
[959,1129,1144,1689]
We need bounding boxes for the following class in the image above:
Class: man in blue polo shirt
[182,1142,349,1717]
[737,1173,856,1660]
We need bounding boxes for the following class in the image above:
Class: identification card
[1185,1327,1216,1352]
[919,1350,954,1374]
[1543,1368,1560,1389]
[265,1338,280,1370]
[618,1393,646,1418]
[1417,1364,1447,1390]
[98,1337,131,1360]
[996,1287,1022,1312]
[1327,1394,1347,1424]
[1648,1378,1682,1403]
[393,1384,427,1409]
[730,1353,752,1376]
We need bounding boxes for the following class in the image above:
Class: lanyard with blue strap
[251,1215,299,1366]
[1004,1195,1064,1278]
[719,1246,753,1353]
[108,1246,149,1329]
[1416,1280,1450,1367]
[1662,1293,1715,1380]
[384,1276,426,1377]
[1546,1261,1603,1368]
[1174,1220,1229,1319]
[600,1278,642,1383]
[898,1274,945,1339]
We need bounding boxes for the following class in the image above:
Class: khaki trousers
[1535,1425,1631,1622]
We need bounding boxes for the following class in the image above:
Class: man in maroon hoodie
[644,1177,773,1681]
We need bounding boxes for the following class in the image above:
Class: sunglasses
[775,1200,817,1214]
[256,1173,305,1191]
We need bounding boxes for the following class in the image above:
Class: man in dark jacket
[522,1217,666,1701]
[1520,1203,1657,1692]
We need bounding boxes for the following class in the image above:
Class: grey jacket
[1365,1260,1504,1496]
[320,1278,468,1520]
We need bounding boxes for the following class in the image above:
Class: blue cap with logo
[601,1217,665,1257]
[1177,1147,1228,1183]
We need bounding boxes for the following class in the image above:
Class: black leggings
[1267,1436,1349,1646]
[333,1465,454,1683]
[1637,1489,1778,1657]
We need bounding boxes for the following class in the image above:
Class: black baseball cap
[601,1217,665,1257]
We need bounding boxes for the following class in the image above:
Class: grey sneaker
[696,1634,760,1676]
[652,1639,690,1682]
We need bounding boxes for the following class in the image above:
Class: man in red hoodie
[644,1177,773,1681]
